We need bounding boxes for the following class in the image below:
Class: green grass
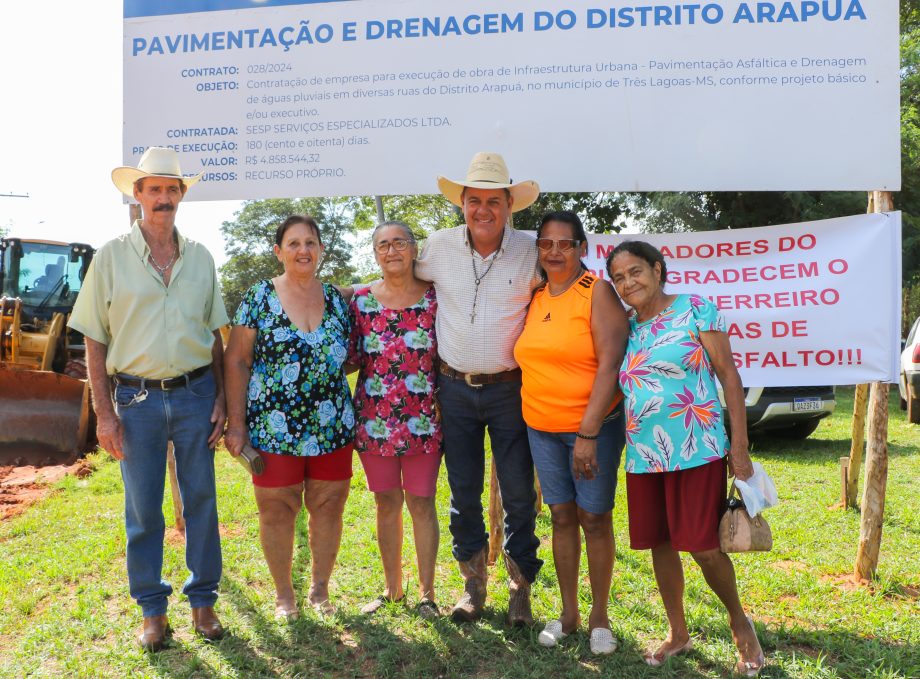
[0,387,917,678]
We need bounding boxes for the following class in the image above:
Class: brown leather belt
[438,362,521,388]
[113,364,211,391]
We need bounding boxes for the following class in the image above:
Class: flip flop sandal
[311,599,336,617]
[274,604,300,622]
[415,599,440,620]
[735,617,765,677]
[360,594,405,615]
[643,637,694,667]
[538,620,569,648]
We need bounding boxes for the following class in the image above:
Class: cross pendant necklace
[470,254,496,324]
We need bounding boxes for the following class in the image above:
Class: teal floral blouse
[234,280,355,456]
[619,294,729,474]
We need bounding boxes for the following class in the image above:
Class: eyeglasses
[535,238,581,252]
[373,238,415,254]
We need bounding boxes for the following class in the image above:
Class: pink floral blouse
[348,285,441,457]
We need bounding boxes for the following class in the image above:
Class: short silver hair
[372,220,416,245]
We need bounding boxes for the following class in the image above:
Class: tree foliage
[513,192,627,233]
[219,197,357,316]
[363,194,461,236]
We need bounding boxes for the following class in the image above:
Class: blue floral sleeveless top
[234,279,355,456]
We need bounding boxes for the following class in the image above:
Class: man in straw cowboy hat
[69,147,230,650]
[415,152,543,625]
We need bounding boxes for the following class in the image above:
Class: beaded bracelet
[575,432,599,440]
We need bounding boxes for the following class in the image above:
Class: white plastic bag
[734,462,778,517]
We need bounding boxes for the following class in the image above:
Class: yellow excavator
[0,237,96,465]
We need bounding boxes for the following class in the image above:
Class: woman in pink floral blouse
[348,221,442,619]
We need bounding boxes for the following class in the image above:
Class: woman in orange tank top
[513,211,628,655]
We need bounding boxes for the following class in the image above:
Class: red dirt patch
[897,585,920,600]
[820,573,867,591]
[165,522,244,545]
[773,560,809,574]
[817,572,918,599]
[0,459,94,520]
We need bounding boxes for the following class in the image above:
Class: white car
[899,315,920,424]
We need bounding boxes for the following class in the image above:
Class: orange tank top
[514,272,622,432]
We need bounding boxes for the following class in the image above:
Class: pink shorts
[253,444,354,488]
[358,452,442,497]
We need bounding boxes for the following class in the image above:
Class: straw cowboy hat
[111,146,203,197]
[437,152,539,212]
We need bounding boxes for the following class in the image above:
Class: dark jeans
[437,374,542,582]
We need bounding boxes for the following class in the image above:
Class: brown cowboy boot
[191,606,225,641]
[504,553,534,627]
[451,546,488,622]
[137,614,170,651]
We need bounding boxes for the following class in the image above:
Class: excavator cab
[0,238,96,465]
[1,238,94,322]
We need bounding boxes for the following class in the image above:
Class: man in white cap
[415,152,542,626]
[69,147,229,650]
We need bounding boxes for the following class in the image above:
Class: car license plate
[793,397,823,412]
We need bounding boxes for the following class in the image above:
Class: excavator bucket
[0,368,92,466]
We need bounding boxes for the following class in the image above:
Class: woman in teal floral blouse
[224,215,354,620]
[349,221,442,619]
[608,241,765,677]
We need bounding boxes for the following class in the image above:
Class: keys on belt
[437,362,521,388]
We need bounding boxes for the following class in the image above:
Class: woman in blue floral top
[225,215,355,620]
[608,241,764,677]
[348,221,442,620]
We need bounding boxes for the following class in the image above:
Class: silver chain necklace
[470,252,497,324]
[149,248,177,277]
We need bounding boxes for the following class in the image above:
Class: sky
[0,1,242,265]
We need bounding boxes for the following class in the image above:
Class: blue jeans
[437,374,542,582]
[114,370,222,617]
[527,404,625,515]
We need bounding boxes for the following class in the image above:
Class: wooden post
[487,458,503,566]
[854,190,894,580]
[846,384,869,507]
[487,456,543,565]
[838,457,849,506]
[129,202,184,533]
[167,441,186,534]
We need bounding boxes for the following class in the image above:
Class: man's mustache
[153,204,175,212]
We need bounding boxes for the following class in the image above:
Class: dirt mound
[0,458,94,521]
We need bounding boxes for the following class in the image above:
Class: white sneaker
[538,620,569,648]
[589,627,618,655]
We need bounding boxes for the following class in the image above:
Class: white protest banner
[579,212,901,387]
[123,0,900,201]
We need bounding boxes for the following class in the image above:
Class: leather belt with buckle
[438,363,521,388]
[113,364,211,391]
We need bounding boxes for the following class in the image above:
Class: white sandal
[589,627,618,655]
[538,620,569,648]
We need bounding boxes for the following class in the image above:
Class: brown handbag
[719,482,773,553]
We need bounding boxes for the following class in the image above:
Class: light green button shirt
[69,221,229,379]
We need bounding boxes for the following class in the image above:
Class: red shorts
[625,458,727,553]
[358,452,442,497]
[252,444,354,488]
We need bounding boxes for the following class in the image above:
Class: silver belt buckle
[161,375,182,390]
[464,372,483,388]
